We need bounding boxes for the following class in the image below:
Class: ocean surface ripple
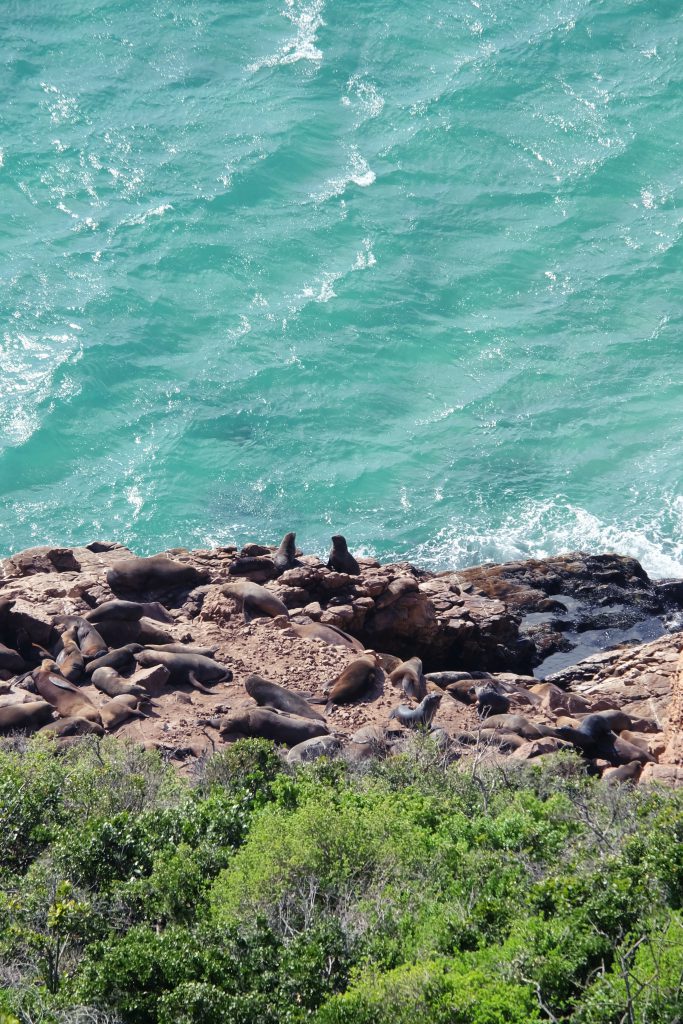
[1,0,682,577]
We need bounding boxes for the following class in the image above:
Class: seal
[228,556,276,577]
[84,600,145,623]
[273,532,297,574]
[91,666,151,700]
[134,650,232,693]
[388,657,426,702]
[478,714,556,741]
[389,692,442,730]
[84,643,144,677]
[327,535,360,575]
[34,660,102,723]
[99,694,148,731]
[245,674,326,723]
[288,622,364,652]
[0,643,26,676]
[324,653,379,706]
[55,627,85,683]
[475,685,510,719]
[219,707,329,747]
[107,554,208,596]
[444,680,476,705]
[426,671,473,686]
[0,700,53,735]
[39,716,104,737]
[143,643,218,658]
[221,581,289,623]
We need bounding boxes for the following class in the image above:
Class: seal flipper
[188,670,215,694]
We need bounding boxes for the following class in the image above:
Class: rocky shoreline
[1,536,682,785]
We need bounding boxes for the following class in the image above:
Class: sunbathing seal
[84,600,145,623]
[245,674,325,722]
[475,685,510,719]
[288,622,363,652]
[219,707,329,747]
[327,535,360,575]
[324,654,379,707]
[107,554,208,596]
[84,644,144,677]
[99,694,148,730]
[34,661,101,723]
[388,657,426,702]
[39,716,104,737]
[134,650,232,693]
[0,700,53,735]
[91,667,151,700]
[221,581,289,622]
[389,692,442,730]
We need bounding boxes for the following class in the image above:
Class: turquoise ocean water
[1,0,682,575]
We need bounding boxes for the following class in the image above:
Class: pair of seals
[54,616,108,660]
[389,692,442,730]
[221,581,289,623]
[327,535,360,575]
[55,627,84,683]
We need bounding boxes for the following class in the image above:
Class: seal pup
[221,581,289,623]
[475,684,510,719]
[324,653,379,707]
[389,692,442,730]
[39,716,104,738]
[91,667,152,701]
[327,535,360,575]
[34,661,101,723]
[273,532,297,574]
[245,674,325,723]
[55,627,85,683]
[388,657,426,702]
[288,622,364,652]
[0,701,54,735]
[84,644,144,677]
[134,650,232,693]
[219,707,329,747]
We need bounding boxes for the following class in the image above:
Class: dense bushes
[0,735,681,1023]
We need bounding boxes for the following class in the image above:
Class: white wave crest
[248,0,325,71]
[312,146,376,202]
[410,497,683,580]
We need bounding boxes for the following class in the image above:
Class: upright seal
[327,535,361,575]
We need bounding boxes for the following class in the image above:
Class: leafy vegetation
[0,734,682,1023]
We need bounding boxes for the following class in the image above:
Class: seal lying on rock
[389,657,426,702]
[327,535,360,575]
[135,650,232,693]
[219,707,329,746]
[478,714,557,741]
[245,674,326,722]
[389,692,442,730]
[99,694,148,730]
[39,716,104,737]
[0,643,26,676]
[324,654,379,707]
[0,700,53,735]
[107,555,208,596]
[34,661,101,723]
[221,581,289,623]
[144,643,218,657]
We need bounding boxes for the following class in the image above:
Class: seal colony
[0,532,682,785]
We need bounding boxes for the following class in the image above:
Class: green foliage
[0,735,682,1024]
[312,958,541,1024]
